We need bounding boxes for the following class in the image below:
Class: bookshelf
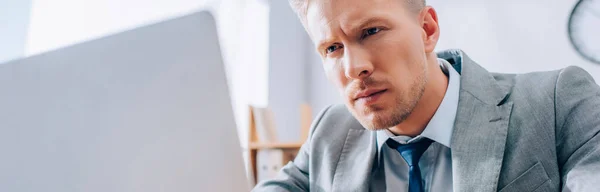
[247,104,312,186]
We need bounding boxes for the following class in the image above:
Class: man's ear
[420,6,440,53]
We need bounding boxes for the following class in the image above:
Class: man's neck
[388,56,449,137]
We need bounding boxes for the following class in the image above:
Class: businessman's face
[306,0,435,130]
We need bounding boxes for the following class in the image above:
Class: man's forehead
[305,0,341,44]
[305,0,396,45]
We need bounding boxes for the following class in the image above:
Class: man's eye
[326,44,342,54]
[362,27,381,38]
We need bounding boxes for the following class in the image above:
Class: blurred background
[1,0,598,184]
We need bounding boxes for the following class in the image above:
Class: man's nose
[343,47,374,80]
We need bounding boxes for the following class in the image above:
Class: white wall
[26,0,211,55]
[430,0,600,77]
[268,0,312,142]
[0,0,32,63]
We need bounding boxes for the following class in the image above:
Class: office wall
[430,0,600,77]
[0,0,32,63]
[26,0,212,55]
[268,0,311,142]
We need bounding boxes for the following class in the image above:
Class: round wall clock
[568,0,600,64]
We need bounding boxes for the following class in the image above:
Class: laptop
[0,11,249,192]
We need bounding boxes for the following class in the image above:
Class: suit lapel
[443,50,513,192]
[451,93,512,192]
[331,119,378,192]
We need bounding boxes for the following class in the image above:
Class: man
[253,0,600,191]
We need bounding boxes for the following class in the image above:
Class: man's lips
[354,88,387,101]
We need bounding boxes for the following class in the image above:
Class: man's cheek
[325,71,344,91]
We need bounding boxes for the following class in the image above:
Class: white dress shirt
[373,58,460,192]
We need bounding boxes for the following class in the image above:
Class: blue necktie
[386,138,433,192]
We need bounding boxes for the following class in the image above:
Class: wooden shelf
[248,142,304,149]
[247,104,312,187]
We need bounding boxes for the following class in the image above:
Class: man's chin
[362,124,389,131]
[355,109,410,131]
[356,114,393,131]
[348,104,398,130]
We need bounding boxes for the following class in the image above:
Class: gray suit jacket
[253,50,600,192]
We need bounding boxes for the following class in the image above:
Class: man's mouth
[354,89,387,104]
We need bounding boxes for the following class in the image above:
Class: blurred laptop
[0,11,249,192]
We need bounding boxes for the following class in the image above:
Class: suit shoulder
[312,104,352,123]
[512,66,594,88]
[559,65,592,76]
[310,104,360,138]
[491,68,563,100]
[556,66,596,88]
[324,104,351,118]
[510,66,596,98]
[492,68,561,88]
[555,66,600,111]
[491,66,597,111]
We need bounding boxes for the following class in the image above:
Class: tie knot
[386,138,433,166]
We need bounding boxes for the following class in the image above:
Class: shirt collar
[376,58,461,151]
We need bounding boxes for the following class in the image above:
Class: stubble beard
[353,68,428,131]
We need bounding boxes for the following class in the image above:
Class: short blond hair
[289,0,426,25]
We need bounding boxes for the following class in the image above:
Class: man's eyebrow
[346,16,387,33]
[315,16,387,54]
